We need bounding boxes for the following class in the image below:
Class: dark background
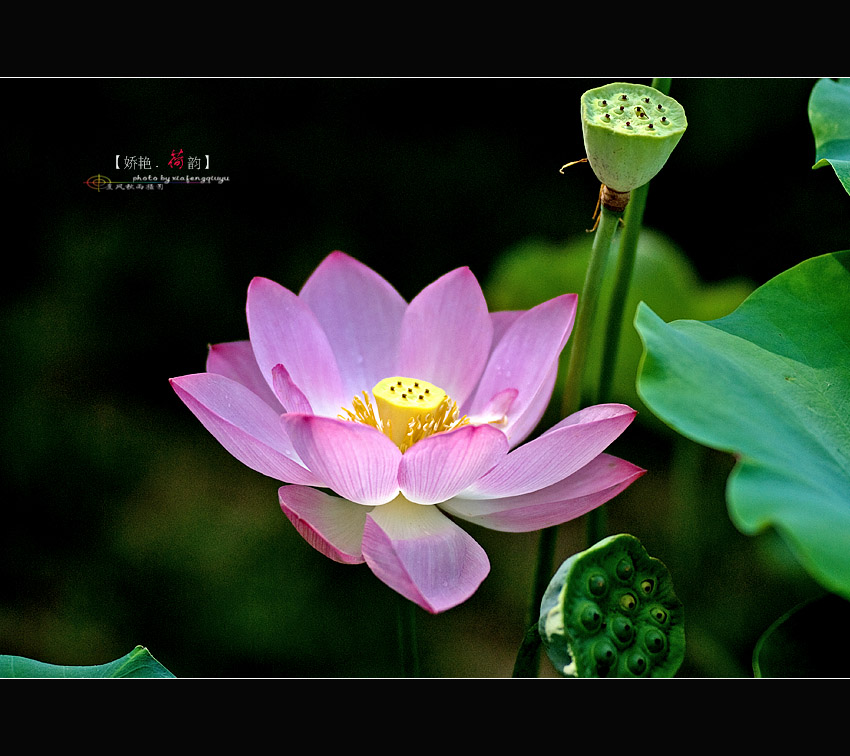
[2,77,846,677]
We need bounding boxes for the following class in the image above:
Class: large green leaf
[635,251,850,599]
[809,78,850,196]
[0,645,175,678]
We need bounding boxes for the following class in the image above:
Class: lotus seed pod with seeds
[538,533,685,678]
[581,82,687,195]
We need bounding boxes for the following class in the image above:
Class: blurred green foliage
[484,228,754,432]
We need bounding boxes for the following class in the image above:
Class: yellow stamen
[338,391,382,430]
[340,376,469,453]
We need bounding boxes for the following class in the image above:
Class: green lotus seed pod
[538,533,685,678]
[581,82,687,196]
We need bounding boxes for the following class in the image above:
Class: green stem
[560,205,623,417]
[597,182,648,402]
[584,185,648,547]
[568,206,621,551]
[651,78,672,97]
[397,596,420,677]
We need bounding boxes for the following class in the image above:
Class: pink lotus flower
[170,252,644,613]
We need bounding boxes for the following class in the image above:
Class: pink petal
[206,340,283,412]
[246,276,346,417]
[466,387,518,427]
[170,373,321,486]
[460,404,637,499]
[489,310,524,351]
[398,267,493,407]
[498,359,560,449]
[362,496,490,614]
[440,454,645,532]
[476,311,550,440]
[281,413,402,506]
[272,364,314,415]
[469,293,577,445]
[299,251,407,403]
[279,485,369,564]
[398,424,509,505]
